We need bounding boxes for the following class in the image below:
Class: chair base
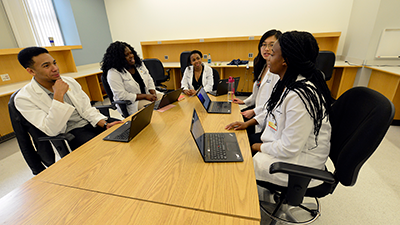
[260,195,321,225]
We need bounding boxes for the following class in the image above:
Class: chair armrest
[38,133,75,142]
[114,100,132,106]
[270,162,335,184]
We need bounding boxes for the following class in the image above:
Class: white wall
[104,0,354,57]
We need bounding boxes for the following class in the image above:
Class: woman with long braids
[101,41,162,115]
[226,31,334,187]
[232,29,281,134]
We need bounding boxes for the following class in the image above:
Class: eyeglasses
[261,43,274,49]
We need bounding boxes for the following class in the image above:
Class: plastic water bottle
[208,53,212,64]
[227,76,235,102]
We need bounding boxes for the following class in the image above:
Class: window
[23,0,64,46]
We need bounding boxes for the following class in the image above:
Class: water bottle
[208,53,212,64]
[227,76,235,102]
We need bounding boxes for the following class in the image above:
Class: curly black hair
[266,31,334,143]
[101,41,142,75]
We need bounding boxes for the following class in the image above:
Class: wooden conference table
[0,94,260,224]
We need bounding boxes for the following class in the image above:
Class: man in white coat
[15,47,122,150]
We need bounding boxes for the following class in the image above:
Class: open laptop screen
[190,110,205,157]
[197,87,211,110]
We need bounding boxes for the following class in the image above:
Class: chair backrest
[101,73,115,102]
[212,68,220,91]
[142,58,168,85]
[8,91,55,175]
[180,51,191,74]
[101,73,130,118]
[315,51,335,81]
[329,87,394,186]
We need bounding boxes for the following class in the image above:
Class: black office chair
[212,68,220,91]
[316,51,335,81]
[180,51,191,75]
[142,58,170,92]
[257,87,395,224]
[101,73,131,118]
[8,91,75,175]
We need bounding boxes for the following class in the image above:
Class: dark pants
[68,123,105,150]
[249,132,262,156]
[241,105,255,135]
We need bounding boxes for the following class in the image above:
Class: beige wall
[104,0,354,57]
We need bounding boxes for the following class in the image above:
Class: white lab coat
[243,68,280,132]
[253,76,331,187]
[181,64,214,93]
[15,76,106,137]
[107,63,156,115]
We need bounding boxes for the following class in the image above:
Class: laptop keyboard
[114,128,130,140]
[208,133,227,160]
[211,102,226,112]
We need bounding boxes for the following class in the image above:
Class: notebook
[154,88,183,110]
[190,109,243,162]
[196,87,231,114]
[103,101,155,142]
[209,77,240,96]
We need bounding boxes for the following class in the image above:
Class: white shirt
[181,64,214,93]
[243,68,280,132]
[107,63,156,115]
[253,77,331,187]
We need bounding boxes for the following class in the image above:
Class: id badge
[268,118,277,133]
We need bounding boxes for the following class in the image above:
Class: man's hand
[52,79,69,103]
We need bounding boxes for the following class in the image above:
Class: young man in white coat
[15,47,122,150]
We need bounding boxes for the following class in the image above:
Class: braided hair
[101,41,142,75]
[253,29,282,82]
[266,31,334,142]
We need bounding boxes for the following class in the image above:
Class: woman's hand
[184,89,196,96]
[232,98,244,104]
[241,109,255,119]
[106,121,124,129]
[145,94,157,101]
[251,143,262,153]
[225,121,248,130]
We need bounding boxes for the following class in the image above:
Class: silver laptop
[209,77,240,96]
[196,87,231,114]
[103,102,155,142]
[190,109,243,162]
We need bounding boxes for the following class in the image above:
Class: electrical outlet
[248,53,254,58]
[1,74,10,81]
[164,55,168,60]
[204,54,207,59]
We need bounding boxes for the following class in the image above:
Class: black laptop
[196,87,231,114]
[154,88,183,110]
[103,102,155,142]
[209,77,240,96]
[190,109,243,162]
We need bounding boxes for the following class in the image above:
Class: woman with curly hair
[226,31,334,187]
[101,41,162,115]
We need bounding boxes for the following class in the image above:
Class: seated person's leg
[68,124,104,150]
[249,132,262,156]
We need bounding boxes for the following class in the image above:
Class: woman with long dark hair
[227,31,334,187]
[232,29,281,134]
[101,41,162,115]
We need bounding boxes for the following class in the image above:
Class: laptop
[196,87,231,114]
[154,88,183,110]
[190,109,243,162]
[209,77,240,96]
[103,101,155,142]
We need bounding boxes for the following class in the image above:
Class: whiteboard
[375,28,400,59]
